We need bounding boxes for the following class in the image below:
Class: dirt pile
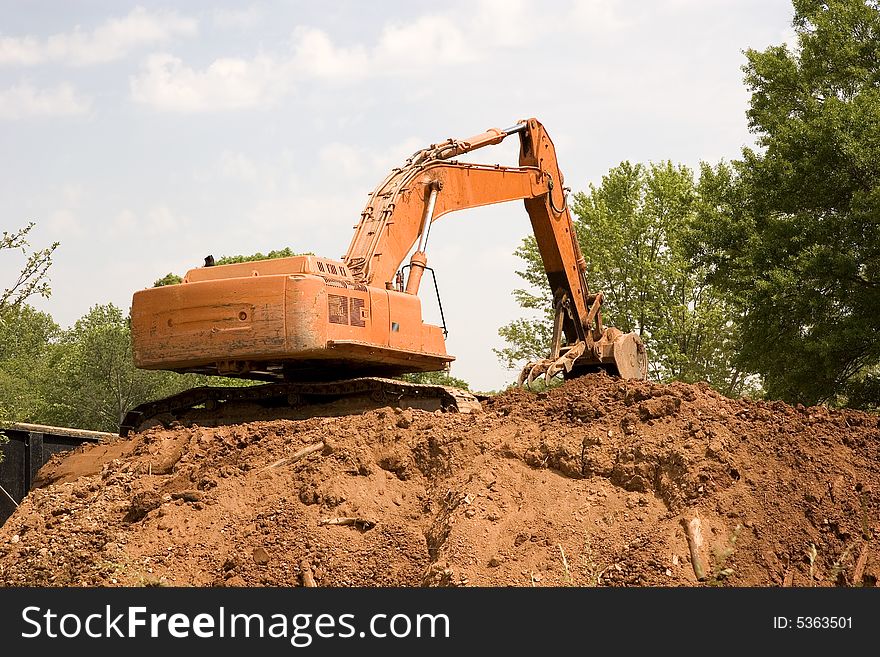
[1,373,878,587]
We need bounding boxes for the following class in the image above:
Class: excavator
[120,118,647,435]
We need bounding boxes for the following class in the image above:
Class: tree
[689,0,880,407]
[0,305,59,424]
[213,247,306,265]
[497,161,749,395]
[153,273,182,287]
[1,222,58,312]
[1,222,58,446]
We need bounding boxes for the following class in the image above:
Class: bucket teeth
[517,341,587,389]
[527,360,551,387]
[543,357,568,385]
[517,364,532,387]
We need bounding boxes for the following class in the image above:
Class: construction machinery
[121,118,647,435]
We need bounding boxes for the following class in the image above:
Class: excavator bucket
[610,332,649,380]
[518,328,648,388]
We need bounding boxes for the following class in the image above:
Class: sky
[0,0,796,392]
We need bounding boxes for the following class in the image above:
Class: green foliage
[1,222,58,312]
[0,305,60,424]
[1,220,58,461]
[215,247,307,265]
[153,273,183,287]
[497,161,750,395]
[497,317,554,367]
[690,0,880,406]
[399,370,470,390]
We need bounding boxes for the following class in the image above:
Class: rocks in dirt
[395,408,414,429]
[252,547,270,565]
[422,562,456,587]
[638,396,681,421]
[620,413,639,435]
[376,447,413,480]
[568,401,603,420]
[523,438,583,478]
[19,513,43,535]
[171,490,204,503]
[124,490,162,522]
[145,434,189,474]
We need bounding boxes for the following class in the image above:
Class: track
[119,377,482,436]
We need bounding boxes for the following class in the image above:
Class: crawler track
[119,377,481,436]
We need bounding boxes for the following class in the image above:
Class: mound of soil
[1,373,878,587]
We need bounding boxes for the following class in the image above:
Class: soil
[1,372,878,587]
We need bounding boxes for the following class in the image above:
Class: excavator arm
[344,118,647,385]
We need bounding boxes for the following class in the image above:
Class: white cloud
[373,15,476,68]
[569,0,631,33]
[60,183,85,207]
[471,0,530,47]
[373,136,426,171]
[112,209,138,236]
[108,206,190,238]
[0,82,91,119]
[213,7,263,30]
[0,7,197,67]
[319,142,365,178]
[318,136,430,182]
[218,151,260,183]
[147,206,186,234]
[130,53,287,112]
[193,150,284,193]
[291,15,476,80]
[0,36,42,66]
[290,27,369,79]
[130,11,480,111]
[47,209,82,237]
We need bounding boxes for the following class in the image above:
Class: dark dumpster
[0,423,113,525]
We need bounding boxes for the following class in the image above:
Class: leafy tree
[153,272,183,287]
[1,222,58,312]
[689,0,880,406]
[0,305,59,424]
[215,247,306,265]
[497,161,749,395]
[1,221,58,450]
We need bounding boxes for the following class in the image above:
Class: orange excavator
[121,118,647,435]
